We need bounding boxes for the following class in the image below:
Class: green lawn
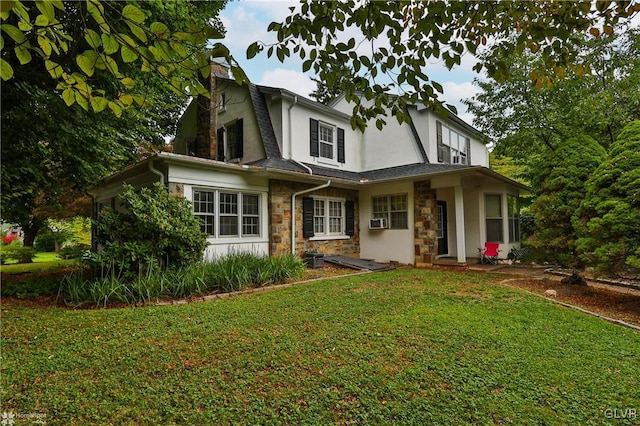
[1,252,77,274]
[1,269,638,425]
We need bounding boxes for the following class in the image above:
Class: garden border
[500,277,640,331]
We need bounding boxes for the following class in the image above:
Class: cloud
[258,68,316,98]
[440,81,481,125]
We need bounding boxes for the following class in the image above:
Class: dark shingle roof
[248,157,471,183]
[249,84,281,159]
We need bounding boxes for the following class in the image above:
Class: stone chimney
[195,58,230,159]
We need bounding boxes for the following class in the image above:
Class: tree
[310,63,352,105]
[527,135,607,266]
[574,121,640,277]
[0,0,247,114]
[0,1,236,245]
[248,1,639,130]
[464,29,640,161]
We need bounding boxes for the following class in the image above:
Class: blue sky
[219,0,482,124]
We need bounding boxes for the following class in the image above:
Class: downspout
[148,157,165,186]
[287,95,298,159]
[291,180,331,255]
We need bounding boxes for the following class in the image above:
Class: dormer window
[217,119,243,162]
[437,121,471,165]
[310,118,345,164]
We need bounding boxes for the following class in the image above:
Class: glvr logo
[604,408,637,419]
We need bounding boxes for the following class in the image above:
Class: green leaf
[132,94,145,106]
[2,24,26,43]
[120,77,136,89]
[37,36,52,57]
[108,100,123,117]
[119,94,133,106]
[0,58,13,81]
[150,21,169,38]
[126,21,147,43]
[84,29,101,49]
[36,1,55,21]
[45,60,63,78]
[14,45,32,65]
[101,34,119,54]
[76,50,99,76]
[247,42,260,59]
[34,14,49,27]
[90,96,108,112]
[121,45,138,63]
[75,91,89,111]
[122,4,146,24]
[62,88,75,106]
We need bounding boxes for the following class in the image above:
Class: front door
[437,201,448,255]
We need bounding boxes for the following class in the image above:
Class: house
[92,59,527,266]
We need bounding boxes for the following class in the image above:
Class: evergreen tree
[528,135,607,266]
[574,121,640,276]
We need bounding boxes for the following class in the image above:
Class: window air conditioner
[369,218,388,230]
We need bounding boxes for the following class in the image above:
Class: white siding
[359,181,415,264]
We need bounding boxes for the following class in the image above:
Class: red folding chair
[479,242,500,264]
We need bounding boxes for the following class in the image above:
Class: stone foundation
[269,179,360,257]
[414,180,438,266]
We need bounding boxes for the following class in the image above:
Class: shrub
[574,121,640,276]
[0,244,36,264]
[95,183,208,274]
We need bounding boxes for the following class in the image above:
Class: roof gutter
[291,180,331,255]
[148,157,165,186]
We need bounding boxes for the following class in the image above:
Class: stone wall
[269,179,360,257]
[414,180,438,266]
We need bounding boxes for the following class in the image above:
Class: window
[219,193,238,236]
[313,197,344,236]
[485,194,503,242]
[372,194,408,229]
[218,92,226,111]
[437,121,471,165]
[319,123,334,159]
[508,195,520,243]
[193,189,260,238]
[217,119,243,162]
[309,118,345,163]
[193,190,215,235]
[242,194,260,236]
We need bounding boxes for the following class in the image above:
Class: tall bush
[574,121,640,276]
[528,135,606,266]
[95,183,207,273]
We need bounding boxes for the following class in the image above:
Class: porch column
[454,185,466,263]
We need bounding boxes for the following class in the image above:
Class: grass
[1,253,77,274]
[2,269,639,425]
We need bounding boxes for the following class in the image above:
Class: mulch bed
[503,276,640,328]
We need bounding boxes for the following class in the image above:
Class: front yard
[1,269,638,425]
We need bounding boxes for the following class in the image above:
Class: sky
[219,1,482,125]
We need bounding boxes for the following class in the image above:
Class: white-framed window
[218,92,226,111]
[507,195,520,243]
[485,194,503,242]
[319,122,335,160]
[371,194,408,229]
[313,196,344,236]
[193,189,260,238]
[438,121,470,165]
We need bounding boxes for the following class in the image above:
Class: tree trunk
[21,218,42,247]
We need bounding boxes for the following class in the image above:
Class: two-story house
[93,59,527,266]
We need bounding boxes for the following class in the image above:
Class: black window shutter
[345,200,355,236]
[337,128,345,163]
[465,137,471,165]
[310,118,319,157]
[302,197,315,238]
[236,119,244,159]
[436,121,443,163]
[217,127,225,161]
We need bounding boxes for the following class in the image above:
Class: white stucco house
[92,60,527,266]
